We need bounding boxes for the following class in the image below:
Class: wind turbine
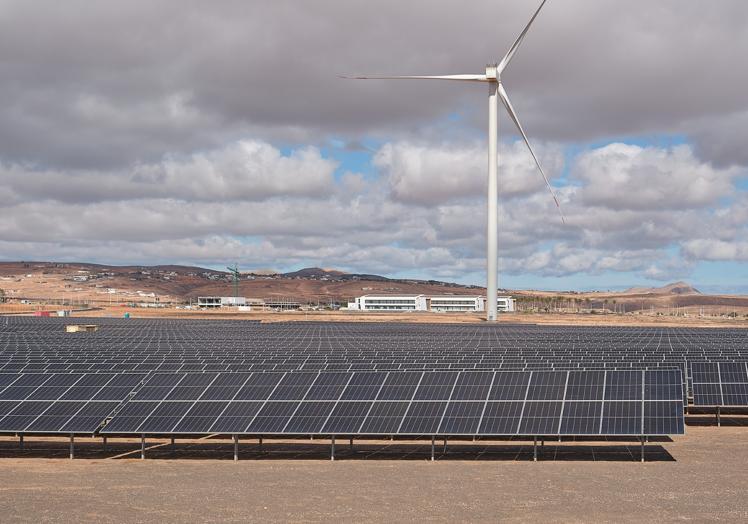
[343,0,564,322]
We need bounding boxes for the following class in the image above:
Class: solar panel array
[98,369,683,437]
[692,362,748,407]
[0,316,742,440]
[0,373,144,433]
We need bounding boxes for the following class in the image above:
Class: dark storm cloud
[1,0,748,169]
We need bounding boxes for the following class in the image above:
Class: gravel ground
[1,423,747,523]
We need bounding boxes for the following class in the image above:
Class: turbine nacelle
[485,64,499,81]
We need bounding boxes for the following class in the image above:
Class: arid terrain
[1,423,747,523]
[1,261,746,326]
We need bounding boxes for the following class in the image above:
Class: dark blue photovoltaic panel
[284,401,336,433]
[438,401,484,434]
[479,402,523,434]
[25,401,86,432]
[137,402,193,432]
[209,402,263,433]
[488,372,530,401]
[560,401,602,434]
[268,373,317,401]
[450,372,493,401]
[601,401,641,434]
[322,401,372,433]
[62,402,121,433]
[246,401,299,433]
[525,372,566,401]
[604,371,642,401]
[0,367,686,437]
[644,401,684,435]
[358,402,409,434]
[565,371,605,401]
[376,372,422,401]
[518,401,562,434]
[304,373,351,401]
[339,373,386,401]
[399,402,448,434]
[0,401,53,431]
[412,372,458,401]
[173,401,228,433]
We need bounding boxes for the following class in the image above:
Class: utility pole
[227,263,240,301]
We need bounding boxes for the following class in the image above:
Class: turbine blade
[340,74,487,82]
[498,83,566,224]
[497,0,549,75]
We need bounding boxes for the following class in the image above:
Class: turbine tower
[344,0,564,322]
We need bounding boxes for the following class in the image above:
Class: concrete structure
[349,295,428,311]
[347,294,515,313]
[197,296,247,308]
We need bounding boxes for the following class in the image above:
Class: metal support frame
[259,436,263,451]
[533,436,538,462]
[349,437,353,451]
[716,405,721,427]
[19,434,24,450]
[171,436,175,448]
[431,436,435,461]
[69,433,74,460]
[233,435,239,462]
[141,434,145,459]
[331,435,336,461]
[443,438,447,455]
[640,436,645,463]
[102,436,107,452]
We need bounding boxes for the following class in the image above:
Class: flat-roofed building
[197,296,247,308]
[349,294,428,311]
[347,294,515,313]
[429,295,482,312]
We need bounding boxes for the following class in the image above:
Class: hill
[624,281,701,296]
[0,262,745,317]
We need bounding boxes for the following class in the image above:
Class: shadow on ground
[0,437,675,462]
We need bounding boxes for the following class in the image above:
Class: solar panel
[0,372,145,433]
[98,369,685,437]
[692,361,748,407]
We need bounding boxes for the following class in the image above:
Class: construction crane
[227,263,240,300]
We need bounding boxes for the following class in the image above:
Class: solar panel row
[96,369,684,436]
[0,370,685,436]
[0,373,145,433]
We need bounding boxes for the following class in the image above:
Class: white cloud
[575,143,739,210]
[0,140,336,204]
[375,140,563,205]
[682,239,748,262]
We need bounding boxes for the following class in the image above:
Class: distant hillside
[0,262,481,304]
[624,281,701,296]
[2,263,745,317]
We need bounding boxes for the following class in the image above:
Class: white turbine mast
[343,0,564,322]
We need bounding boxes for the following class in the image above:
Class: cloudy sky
[1,0,747,292]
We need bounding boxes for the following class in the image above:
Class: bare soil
[1,422,747,523]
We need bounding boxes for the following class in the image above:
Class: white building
[348,295,428,311]
[197,296,247,308]
[478,296,515,313]
[429,295,483,312]
[347,294,515,313]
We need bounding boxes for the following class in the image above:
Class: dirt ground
[1,421,747,523]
